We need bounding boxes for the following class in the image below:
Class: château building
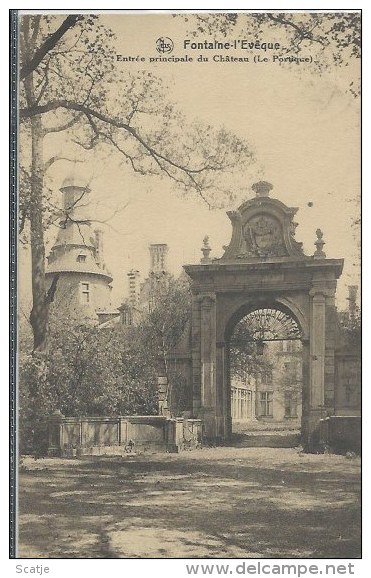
[45,174,119,324]
[231,340,303,426]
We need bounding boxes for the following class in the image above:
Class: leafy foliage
[182,12,361,96]
[229,317,274,383]
[18,273,193,453]
[139,274,192,413]
[19,320,158,453]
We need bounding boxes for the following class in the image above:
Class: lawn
[18,447,361,559]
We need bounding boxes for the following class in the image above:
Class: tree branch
[44,112,83,134]
[266,13,327,47]
[20,100,224,181]
[20,15,82,80]
[44,155,83,172]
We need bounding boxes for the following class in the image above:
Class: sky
[18,12,361,311]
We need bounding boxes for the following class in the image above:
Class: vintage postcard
[11,9,361,564]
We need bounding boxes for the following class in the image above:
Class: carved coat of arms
[241,215,286,257]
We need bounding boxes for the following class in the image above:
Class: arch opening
[226,305,304,440]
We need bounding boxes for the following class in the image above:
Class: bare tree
[19,14,255,352]
[182,12,361,95]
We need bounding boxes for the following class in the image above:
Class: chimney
[127,269,141,305]
[347,285,358,321]
[149,244,168,274]
[94,229,105,269]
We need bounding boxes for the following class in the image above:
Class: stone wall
[47,413,203,456]
[334,353,361,416]
[47,272,114,321]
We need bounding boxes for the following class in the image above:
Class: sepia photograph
[11,9,361,562]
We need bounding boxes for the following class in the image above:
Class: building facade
[231,339,303,425]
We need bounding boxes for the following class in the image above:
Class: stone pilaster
[199,293,217,438]
[216,341,229,439]
[309,289,326,409]
[191,294,202,415]
[323,283,337,413]
[306,280,337,449]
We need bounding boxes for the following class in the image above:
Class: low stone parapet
[46,412,203,456]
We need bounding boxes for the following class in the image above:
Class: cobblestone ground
[18,447,361,559]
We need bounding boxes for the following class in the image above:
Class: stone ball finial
[252,181,273,197]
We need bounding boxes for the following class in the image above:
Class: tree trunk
[23,48,50,353]
[28,112,48,352]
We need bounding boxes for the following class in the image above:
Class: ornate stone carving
[220,182,306,262]
[240,214,286,258]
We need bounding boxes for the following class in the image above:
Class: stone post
[324,285,337,413]
[47,410,65,456]
[301,339,310,444]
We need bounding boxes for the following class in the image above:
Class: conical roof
[46,175,112,282]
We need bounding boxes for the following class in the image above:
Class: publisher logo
[156,37,174,54]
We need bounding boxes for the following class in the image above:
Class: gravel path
[18,447,361,559]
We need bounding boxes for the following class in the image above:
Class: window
[284,392,298,418]
[282,340,298,353]
[81,282,90,303]
[77,254,87,263]
[231,388,253,420]
[122,309,132,326]
[260,391,273,417]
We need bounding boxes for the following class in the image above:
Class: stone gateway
[184,182,343,450]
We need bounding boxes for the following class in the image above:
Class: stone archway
[184,182,343,450]
[225,304,304,437]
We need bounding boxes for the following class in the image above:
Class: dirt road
[18,447,361,558]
